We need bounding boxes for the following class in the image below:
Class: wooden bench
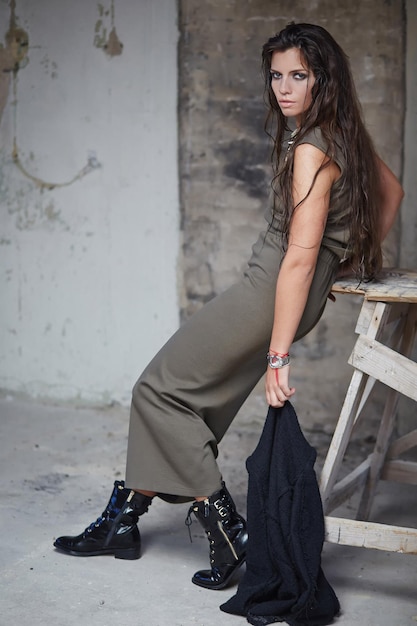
[320,268,417,554]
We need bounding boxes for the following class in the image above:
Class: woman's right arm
[265,143,339,407]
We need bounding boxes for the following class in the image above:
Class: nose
[279,77,290,95]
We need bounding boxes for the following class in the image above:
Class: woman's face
[270,48,315,125]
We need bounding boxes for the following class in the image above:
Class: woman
[54,23,403,590]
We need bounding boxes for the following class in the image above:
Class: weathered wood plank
[355,300,378,335]
[381,460,417,484]
[332,268,417,303]
[357,386,400,521]
[325,457,371,513]
[319,370,369,508]
[387,429,417,459]
[354,300,408,336]
[325,516,417,553]
[348,335,417,402]
[322,282,417,552]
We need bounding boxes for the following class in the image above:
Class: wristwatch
[267,352,290,369]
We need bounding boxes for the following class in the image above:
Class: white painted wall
[0,0,180,405]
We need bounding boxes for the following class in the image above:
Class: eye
[293,72,308,80]
[270,71,281,81]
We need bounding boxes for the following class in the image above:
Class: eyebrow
[269,67,308,73]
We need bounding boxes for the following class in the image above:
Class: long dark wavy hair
[262,22,382,279]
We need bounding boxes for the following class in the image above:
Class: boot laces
[185,506,194,543]
[84,511,109,534]
[185,500,209,542]
[84,482,132,534]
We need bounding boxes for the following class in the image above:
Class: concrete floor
[1,393,416,626]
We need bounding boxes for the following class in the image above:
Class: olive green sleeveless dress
[125,128,351,501]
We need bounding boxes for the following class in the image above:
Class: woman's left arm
[377,157,404,241]
[336,157,404,278]
[336,157,404,280]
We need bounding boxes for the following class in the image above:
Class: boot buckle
[213,499,228,517]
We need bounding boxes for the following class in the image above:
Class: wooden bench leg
[320,369,370,513]
[319,301,390,513]
[356,387,400,520]
[356,304,417,520]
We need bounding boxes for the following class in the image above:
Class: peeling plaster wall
[0,0,179,404]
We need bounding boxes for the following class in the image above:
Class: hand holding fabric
[265,364,295,407]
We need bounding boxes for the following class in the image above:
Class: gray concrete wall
[0,0,179,404]
[401,0,417,268]
[178,0,406,428]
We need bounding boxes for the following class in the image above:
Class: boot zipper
[217,520,238,561]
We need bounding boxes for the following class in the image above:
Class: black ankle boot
[187,482,248,590]
[53,480,152,560]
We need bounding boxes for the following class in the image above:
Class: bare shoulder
[293,142,332,167]
[293,142,340,184]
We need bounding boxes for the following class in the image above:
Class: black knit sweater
[221,403,340,626]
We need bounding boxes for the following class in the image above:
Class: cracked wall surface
[0,0,179,404]
[0,0,28,126]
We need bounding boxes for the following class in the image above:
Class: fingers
[268,395,286,408]
[265,366,295,407]
[267,387,295,407]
